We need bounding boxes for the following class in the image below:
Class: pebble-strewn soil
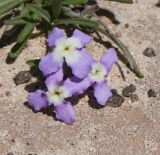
[0,0,160,154]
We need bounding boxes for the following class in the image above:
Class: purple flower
[28,77,77,125]
[39,27,93,78]
[64,48,118,106]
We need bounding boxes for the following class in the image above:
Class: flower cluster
[28,27,118,125]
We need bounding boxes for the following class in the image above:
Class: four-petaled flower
[64,48,118,106]
[28,27,118,125]
[39,27,93,79]
[28,76,77,125]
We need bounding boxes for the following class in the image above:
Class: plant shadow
[96,8,120,25]
[23,101,56,120]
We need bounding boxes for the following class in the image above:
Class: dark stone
[122,84,136,97]
[124,23,129,28]
[14,71,31,85]
[7,152,14,155]
[11,138,15,143]
[26,142,30,145]
[143,48,156,57]
[148,89,157,98]
[108,89,125,108]
[5,91,11,96]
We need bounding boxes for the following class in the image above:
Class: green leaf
[52,0,62,19]
[54,18,98,28]
[4,17,28,25]
[0,0,29,15]
[62,0,88,5]
[26,59,39,67]
[9,33,31,59]
[26,4,51,23]
[17,23,35,43]
[106,0,133,4]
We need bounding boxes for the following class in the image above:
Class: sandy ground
[0,0,160,155]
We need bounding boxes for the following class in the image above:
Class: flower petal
[45,68,63,89]
[94,81,112,106]
[28,90,48,111]
[100,48,118,72]
[55,101,75,125]
[64,76,92,95]
[39,52,61,76]
[47,27,65,47]
[66,48,93,79]
[72,29,93,48]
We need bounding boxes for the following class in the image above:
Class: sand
[0,0,160,154]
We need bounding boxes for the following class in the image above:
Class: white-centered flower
[46,85,69,105]
[52,37,81,64]
[89,63,107,83]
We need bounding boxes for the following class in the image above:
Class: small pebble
[122,84,136,97]
[5,91,11,96]
[108,89,125,107]
[14,71,31,85]
[124,23,129,28]
[7,152,14,155]
[148,89,157,98]
[11,138,15,143]
[130,94,139,102]
[143,48,156,57]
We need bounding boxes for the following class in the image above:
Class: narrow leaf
[52,0,62,19]
[0,0,28,15]
[26,4,51,23]
[9,33,31,59]
[62,0,87,5]
[54,18,98,27]
[26,59,39,67]
[106,0,133,4]
[4,17,28,25]
[17,23,35,43]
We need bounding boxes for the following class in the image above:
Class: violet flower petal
[28,90,48,111]
[100,48,118,73]
[72,29,93,48]
[47,27,65,47]
[55,101,75,125]
[64,76,92,95]
[45,68,63,89]
[39,52,61,76]
[66,48,93,79]
[94,81,112,106]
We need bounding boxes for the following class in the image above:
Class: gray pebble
[143,48,156,57]
[108,89,125,108]
[7,152,14,155]
[148,89,157,98]
[14,71,31,85]
[122,84,136,97]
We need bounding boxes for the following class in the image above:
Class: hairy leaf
[62,0,88,5]
[17,23,35,43]
[54,17,98,27]
[26,4,51,23]
[26,59,40,67]
[4,17,28,25]
[0,0,28,15]
[9,32,31,59]
[106,0,133,4]
[52,0,62,19]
